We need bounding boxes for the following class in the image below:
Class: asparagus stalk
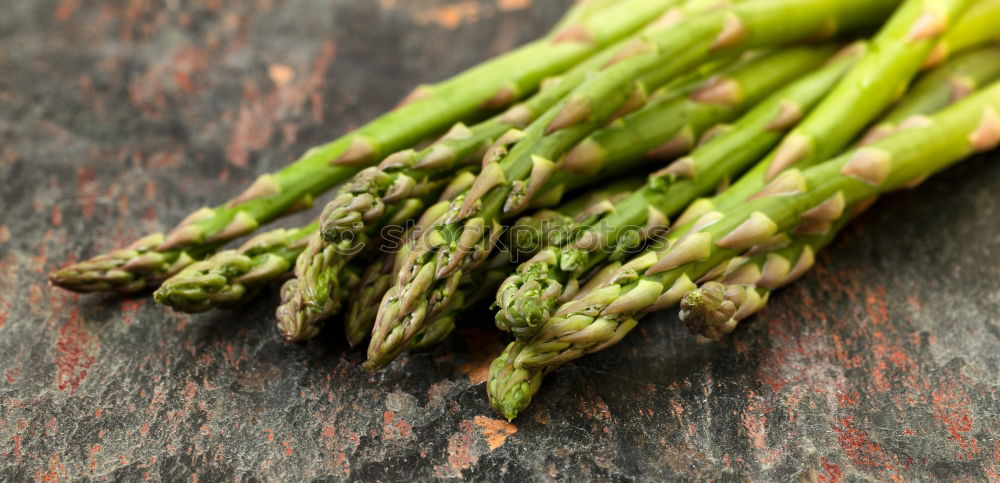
[48,0,676,294]
[406,253,513,352]
[679,212,855,341]
[686,46,1000,340]
[276,178,462,342]
[408,178,646,350]
[368,0,902,371]
[152,222,317,312]
[278,2,743,343]
[494,44,857,339]
[923,0,1000,68]
[676,0,975,227]
[864,45,1000,143]
[489,81,1000,419]
[313,0,714,245]
[347,176,642,348]
[342,198,456,347]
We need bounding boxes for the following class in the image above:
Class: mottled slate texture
[1,0,998,480]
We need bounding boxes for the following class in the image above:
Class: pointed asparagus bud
[711,13,747,50]
[653,156,696,181]
[766,100,804,131]
[158,225,204,251]
[690,210,725,233]
[969,107,1000,151]
[720,259,762,285]
[922,42,947,68]
[601,280,664,316]
[906,10,947,43]
[674,198,716,227]
[552,23,595,45]
[756,253,793,289]
[643,274,697,314]
[546,94,593,134]
[395,85,434,109]
[208,212,259,243]
[456,162,507,221]
[645,126,694,160]
[786,245,817,284]
[439,171,477,202]
[608,82,649,122]
[413,144,457,170]
[231,174,281,206]
[398,264,435,316]
[480,82,519,110]
[331,137,377,167]
[499,104,535,128]
[504,155,556,214]
[437,217,488,278]
[697,124,733,147]
[716,212,778,251]
[382,175,418,204]
[176,207,216,228]
[840,147,893,187]
[860,124,896,146]
[646,232,713,275]
[745,233,792,257]
[691,77,742,107]
[553,285,620,318]
[483,129,527,166]
[948,76,975,103]
[801,192,846,223]
[564,138,607,176]
[897,115,934,132]
[751,169,806,200]
[765,132,812,180]
[604,38,656,68]
[650,7,685,29]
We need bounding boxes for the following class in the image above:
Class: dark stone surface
[2,0,999,480]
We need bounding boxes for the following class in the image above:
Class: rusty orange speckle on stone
[497,0,532,11]
[54,310,96,395]
[417,2,483,30]
[268,64,295,87]
[457,360,490,384]
[473,415,517,450]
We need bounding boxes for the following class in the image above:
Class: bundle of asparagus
[49,0,1000,422]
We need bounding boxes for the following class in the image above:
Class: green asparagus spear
[368,0,902,371]
[48,0,675,294]
[489,80,1000,420]
[407,178,645,350]
[276,182,461,342]
[152,222,317,312]
[494,43,858,339]
[686,46,1000,340]
[679,212,855,341]
[313,0,723,245]
[342,198,456,347]
[923,0,1000,68]
[675,0,975,227]
[346,177,642,347]
[278,2,743,343]
[863,45,1000,144]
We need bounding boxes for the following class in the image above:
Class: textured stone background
[2,0,999,480]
